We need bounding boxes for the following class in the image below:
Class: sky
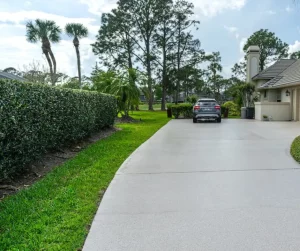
[0,0,299,78]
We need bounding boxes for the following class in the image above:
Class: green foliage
[26,19,61,44]
[91,69,140,116]
[290,51,300,59]
[186,94,198,104]
[65,23,88,39]
[170,103,193,119]
[0,80,116,179]
[291,136,300,163]
[222,101,240,116]
[0,111,170,250]
[243,29,289,71]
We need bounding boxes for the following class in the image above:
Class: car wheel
[217,117,221,123]
[193,118,197,123]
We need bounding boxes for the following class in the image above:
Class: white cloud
[239,37,247,53]
[79,0,246,17]
[289,40,300,54]
[79,0,118,16]
[224,25,238,33]
[191,0,246,17]
[0,10,99,35]
[24,1,32,7]
[224,25,239,39]
[286,5,293,13]
[266,10,276,15]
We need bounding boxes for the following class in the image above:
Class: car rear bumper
[194,113,220,120]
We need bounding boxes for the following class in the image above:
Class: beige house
[247,46,300,121]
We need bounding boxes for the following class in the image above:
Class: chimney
[246,46,260,83]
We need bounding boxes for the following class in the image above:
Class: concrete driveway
[83,119,300,251]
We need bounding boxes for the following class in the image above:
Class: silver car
[193,99,221,123]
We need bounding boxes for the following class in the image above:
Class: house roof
[252,59,296,81]
[258,60,300,89]
[0,71,26,81]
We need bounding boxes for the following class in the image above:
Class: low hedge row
[169,103,193,119]
[0,80,117,179]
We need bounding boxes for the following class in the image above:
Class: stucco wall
[268,90,278,102]
[255,102,291,121]
[281,88,291,102]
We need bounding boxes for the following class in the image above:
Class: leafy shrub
[0,80,117,179]
[170,103,193,119]
[291,136,300,163]
[222,101,240,116]
[186,95,198,104]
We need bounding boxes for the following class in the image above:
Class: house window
[264,90,267,98]
[277,90,281,102]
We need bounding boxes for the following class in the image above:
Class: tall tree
[65,23,88,88]
[171,0,203,103]
[243,29,289,71]
[231,61,246,80]
[206,52,223,101]
[153,0,174,110]
[92,9,137,71]
[26,19,61,85]
[117,0,163,110]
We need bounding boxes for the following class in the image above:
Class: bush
[170,103,193,119]
[186,95,198,104]
[291,136,300,163]
[222,101,240,116]
[0,80,117,179]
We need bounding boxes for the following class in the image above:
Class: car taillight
[215,105,220,110]
[194,105,200,111]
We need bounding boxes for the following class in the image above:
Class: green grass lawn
[0,111,170,250]
[139,103,163,110]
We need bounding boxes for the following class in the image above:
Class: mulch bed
[0,127,119,200]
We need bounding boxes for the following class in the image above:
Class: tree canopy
[243,29,289,71]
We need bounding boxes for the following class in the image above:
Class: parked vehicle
[193,98,221,123]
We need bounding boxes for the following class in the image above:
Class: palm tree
[65,23,88,88]
[26,19,61,86]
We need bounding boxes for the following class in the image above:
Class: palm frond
[26,19,61,43]
[26,21,39,43]
[65,23,89,39]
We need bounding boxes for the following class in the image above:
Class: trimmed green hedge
[0,80,117,179]
[169,103,193,119]
[291,136,300,163]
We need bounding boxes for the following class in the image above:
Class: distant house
[247,46,300,121]
[0,71,26,82]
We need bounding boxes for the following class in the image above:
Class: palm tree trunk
[45,52,54,86]
[48,49,57,84]
[75,44,82,88]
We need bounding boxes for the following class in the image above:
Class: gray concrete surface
[83,119,300,251]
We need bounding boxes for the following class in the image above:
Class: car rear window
[199,101,217,106]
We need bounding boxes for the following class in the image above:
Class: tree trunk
[146,38,153,111]
[48,49,57,85]
[161,27,167,111]
[44,51,54,86]
[75,45,82,88]
[162,80,167,111]
[175,22,181,105]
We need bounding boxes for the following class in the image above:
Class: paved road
[84,119,300,251]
